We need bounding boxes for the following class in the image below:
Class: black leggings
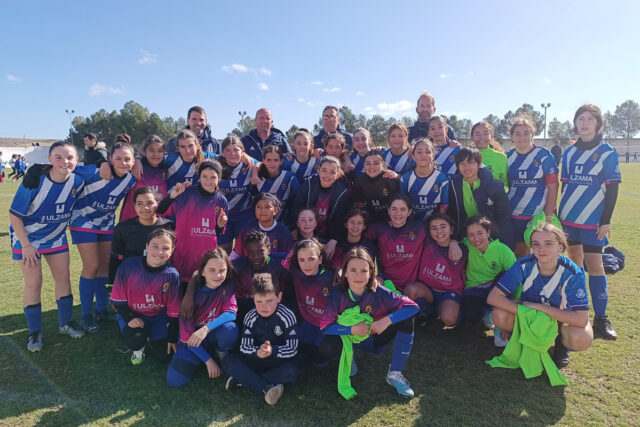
[122,326,172,364]
[316,317,414,364]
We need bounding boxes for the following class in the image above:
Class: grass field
[1,165,639,426]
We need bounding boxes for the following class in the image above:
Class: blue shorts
[12,245,68,260]
[564,224,608,247]
[430,289,462,307]
[117,311,168,341]
[462,282,493,300]
[511,217,530,244]
[298,320,325,347]
[71,228,114,244]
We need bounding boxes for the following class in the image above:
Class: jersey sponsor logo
[318,208,327,217]
[208,308,217,319]
[514,179,539,185]
[435,263,446,273]
[574,165,583,174]
[146,294,154,303]
[202,217,210,227]
[229,180,238,188]
[518,170,527,179]
[396,244,405,253]
[569,175,592,183]
[305,295,315,306]
[372,200,381,208]
[55,203,65,213]
[151,185,159,192]
[274,325,283,336]
[422,265,452,284]
[162,282,170,292]
[107,196,117,205]
[419,196,429,205]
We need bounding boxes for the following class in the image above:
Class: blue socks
[589,275,608,318]
[79,276,95,318]
[24,304,42,334]
[415,298,435,314]
[94,277,109,313]
[390,331,414,372]
[56,295,73,327]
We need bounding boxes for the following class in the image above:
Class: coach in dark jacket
[447,148,514,249]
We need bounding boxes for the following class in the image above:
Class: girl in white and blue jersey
[429,116,461,179]
[163,130,215,194]
[282,130,320,183]
[506,114,559,258]
[349,127,375,178]
[218,135,259,253]
[488,224,593,368]
[256,145,300,227]
[70,139,136,334]
[383,122,415,175]
[9,141,86,352]
[558,104,621,341]
[400,138,450,221]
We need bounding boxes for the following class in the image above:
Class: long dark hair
[339,247,376,293]
[194,248,236,288]
[290,238,333,272]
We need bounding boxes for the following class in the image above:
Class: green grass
[1,165,640,426]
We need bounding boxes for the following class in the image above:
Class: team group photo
[2,1,639,426]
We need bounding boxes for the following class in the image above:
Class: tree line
[70,99,640,149]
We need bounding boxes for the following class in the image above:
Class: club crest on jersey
[434,184,439,192]
[274,325,283,336]
[162,282,170,292]
[272,240,278,247]
[408,232,415,240]
[282,183,287,190]
[449,155,454,161]
[593,153,599,161]
[242,167,248,174]
[222,289,226,296]
[534,160,539,166]
[72,189,76,196]
[491,261,498,272]
[322,287,329,296]
[365,305,372,313]
[576,288,586,299]
[382,188,389,196]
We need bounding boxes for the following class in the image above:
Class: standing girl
[119,135,169,222]
[400,138,450,221]
[428,116,461,179]
[558,104,621,340]
[506,115,559,258]
[319,248,419,397]
[255,145,301,227]
[294,156,348,258]
[166,249,239,387]
[352,151,400,223]
[349,127,376,177]
[110,229,181,365]
[70,141,136,334]
[282,130,320,183]
[10,141,86,351]
[470,121,509,188]
[157,161,228,288]
[382,123,415,175]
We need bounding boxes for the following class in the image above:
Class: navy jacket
[241,128,291,161]
[167,125,221,155]
[83,142,108,166]
[447,167,514,249]
[408,121,457,143]
[314,124,353,150]
[294,175,348,241]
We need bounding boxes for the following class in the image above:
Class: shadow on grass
[0,308,391,426]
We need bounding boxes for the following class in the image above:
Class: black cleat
[552,335,570,369]
[593,316,617,340]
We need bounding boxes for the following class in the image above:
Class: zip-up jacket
[314,123,353,150]
[167,125,221,155]
[294,175,348,241]
[241,127,291,161]
[447,167,514,249]
[408,121,457,143]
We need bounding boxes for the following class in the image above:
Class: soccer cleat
[131,349,145,365]
[225,376,241,391]
[483,312,495,330]
[81,315,99,334]
[350,358,358,377]
[27,331,43,352]
[552,336,570,368]
[264,384,284,405]
[386,370,415,398]
[593,316,617,340]
[59,321,86,338]
[493,327,509,348]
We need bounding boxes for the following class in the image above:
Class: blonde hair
[530,223,568,252]
[510,113,537,136]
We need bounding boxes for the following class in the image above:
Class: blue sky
[2,0,639,139]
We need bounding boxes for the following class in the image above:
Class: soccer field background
[0,165,639,426]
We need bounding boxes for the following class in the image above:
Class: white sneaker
[386,370,415,398]
[264,384,284,405]
[494,327,509,348]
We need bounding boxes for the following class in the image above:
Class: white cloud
[298,97,305,102]
[222,63,250,73]
[442,111,471,118]
[468,71,475,77]
[364,107,374,111]
[6,74,23,82]
[138,49,158,65]
[306,101,315,107]
[375,100,412,116]
[542,78,552,84]
[356,91,365,96]
[322,87,341,93]
[259,67,272,76]
[440,73,453,79]
[311,80,323,85]
[257,82,269,91]
[89,84,123,97]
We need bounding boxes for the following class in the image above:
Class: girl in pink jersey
[157,161,228,291]
[407,212,467,327]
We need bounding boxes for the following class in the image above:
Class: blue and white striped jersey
[507,146,558,218]
[164,151,218,193]
[10,173,84,253]
[382,148,415,174]
[282,156,320,183]
[497,254,589,311]
[219,161,255,214]
[558,142,621,229]
[434,144,460,178]
[399,169,450,221]
[70,165,136,233]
